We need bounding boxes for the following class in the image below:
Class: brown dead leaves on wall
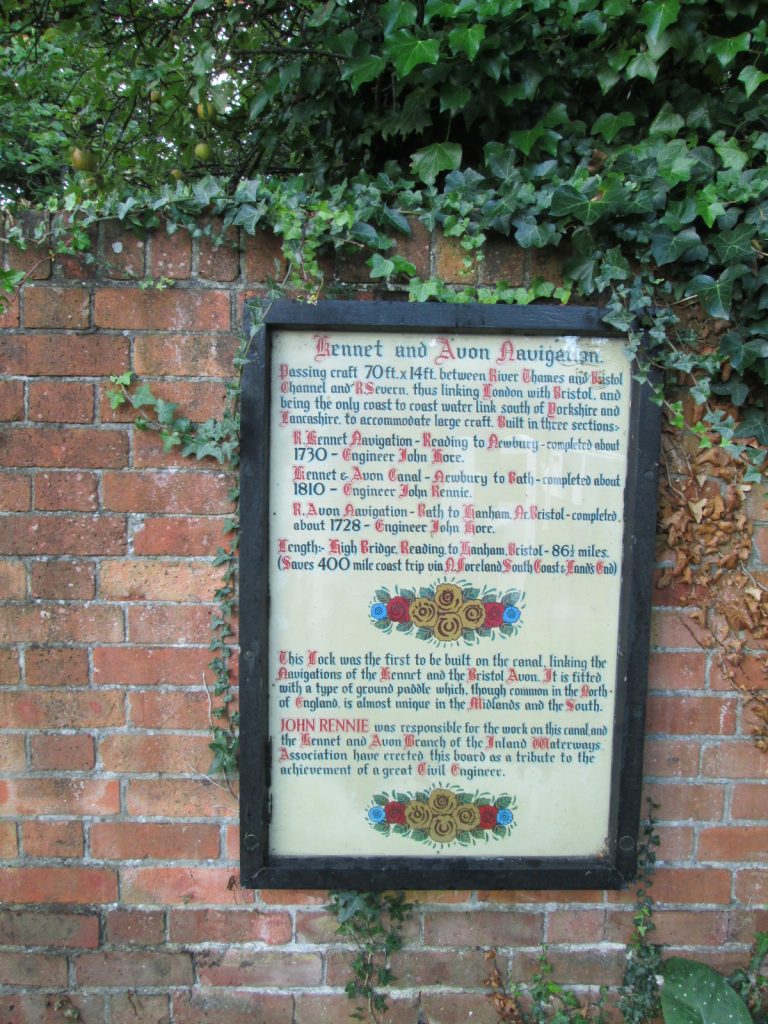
[657,414,768,750]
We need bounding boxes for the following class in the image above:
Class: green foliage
[728,932,768,1024]
[325,890,411,1024]
[486,946,610,1023]
[661,958,753,1024]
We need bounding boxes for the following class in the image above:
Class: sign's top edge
[247,298,620,336]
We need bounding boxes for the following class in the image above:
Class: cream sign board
[239,301,660,890]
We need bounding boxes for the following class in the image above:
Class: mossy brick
[75,950,194,987]
[0,909,98,948]
[0,381,24,422]
[151,227,192,279]
[0,690,125,729]
[173,990,293,1024]
[30,559,96,599]
[0,473,31,511]
[0,778,119,816]
[0,334,129,375]
[0,604,124,644]
[28,381,94,423]
[0,426,128,469]
[29,733,95,771]
[102,220,146,279]
[26,647,89,686]
[34,471,99,511]
[0,866,117,904]
[105,909,166,946]
[24,287,90,329]
[22,821,85,859]
[94,286,230,330]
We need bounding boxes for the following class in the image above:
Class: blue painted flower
[503,605,521,624]
[368,805,386,823]
[371,603,388,621]
[496,808,514,827]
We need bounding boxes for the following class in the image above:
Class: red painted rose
[478,804,498,829]
[385,801,407,824]
[484,602,505,628]
[387,596,410,622]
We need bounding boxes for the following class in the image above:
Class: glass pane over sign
[267,328,631,860]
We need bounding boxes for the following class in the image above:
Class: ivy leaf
[592,111,635,143]
[550,185,610,225]
[129,383,157,409]
[734,408,768,445]
[380,0,417,34]
[439,83,472,114]
[712,224,756,264]
[738,65,768,99]
[448,24,486,59]
[383,31,440,76]
[710,32,751,68]
[513,216,558,248]
[626,51,659,82]
[410,142,462,184]
[687,265,747,320]
[483,142,518,182]
[342,55,386,92]
[649,102,684,138]
[650,226,707,266]
[639,0,680,45]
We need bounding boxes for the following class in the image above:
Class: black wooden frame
[239,299,661,890]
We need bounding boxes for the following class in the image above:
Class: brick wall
[0,218,766,1024]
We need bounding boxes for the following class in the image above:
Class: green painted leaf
[410,142,462,184]
[661,957,752,1024]
[710,32,751,69]
[342,54,386,92]
[383,31,440,76]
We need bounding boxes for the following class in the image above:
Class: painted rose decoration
[367,786,517,848]
[370,580,524,645]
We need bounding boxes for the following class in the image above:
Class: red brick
[646,694,737,735]
[643,738,701,777]
[100,558,222,602]
[0,951,68,987]
[30,559,96,599]
[0,559,25,598]
[699,826,768,861]
[0,604,123,643]
[711,654,768,691]
[105,909,165,945]
[24,286,90,329]
[102,379,227,426]
[259,888,328,906]
[731,782,768,818]
[0,993,104,1024]
[103,220,146,280]
[511,948,625,986]
[0,381,24,422]
[423,910,543,947]
[727,907,768,943]
[75,950,193,987]
[199,224,240,281]
[0,334,129,376]
[92,822,219,861]
[52,217,98,281]
[110,993,170,1024]
[23,821,84,859]
[0,514,124,555]
[122,867,251,906]
[418,993,499,1024]
[0,866,117,904]
[93,646,212,686]
[645,782,725,821]
[0,909,98,948]
[0,298,19,328]
[30,733,95,771]
[133,333,238,377]
[328,947,482,988]
[173,991,292,1024]
[435,235,478,285]
[647,910,730,946]
[94,287,230,331]
[128,689,213,729]
[0,822,17,858]
[132,516,229,556]
[0,735,25,771]
[6,212,51,279]
[99,733,214,773]
[648,651,707,691]
[0,690,124,729]
[650,867,732,903]
[479,237,527,286]
[530,243,571,287]
[735,870,768,904]
[651,609,712,648]
[294,910,345,944]
[656,825,695,861]
[0,778,119,816]
[127,779,237,819]
[0,473,31,511]
[34,471,98,511]
[0,426,128,468]
[128,605,212,644]
[151,227,192,279]
[102,470,232,513]
[243,231,287,282]
[701,740,768,778]
[0,649,20,685]
[195,949,322,987]
[170,908,291,945]
[28,381,94,423]
[26,646,89,686]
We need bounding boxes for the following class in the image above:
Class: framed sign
[239,300,661,890]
